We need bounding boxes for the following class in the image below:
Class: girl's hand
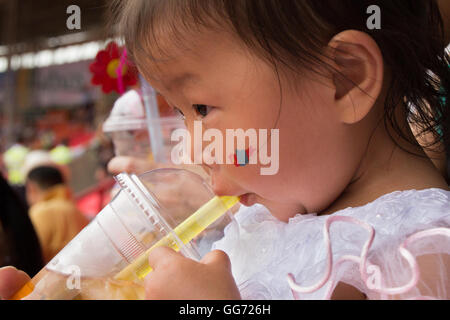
[144,247,241,300]
[0,267,31,300]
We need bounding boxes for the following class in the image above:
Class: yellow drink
[12,195,239,300]
[11,269,144,300]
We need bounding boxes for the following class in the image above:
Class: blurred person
[3,136,29,186]
[21,150,55,180]
[25,166,89,264]
[0,175,44,278]
[3,135,31,206]
[49,143,72,166]
[23,149,71,185]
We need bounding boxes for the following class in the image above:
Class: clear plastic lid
[118,168,237,260]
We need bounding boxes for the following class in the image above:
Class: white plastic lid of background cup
[103,90,148,133]
[103,89,186,132]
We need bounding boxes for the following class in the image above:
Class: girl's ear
[328,30,384,124]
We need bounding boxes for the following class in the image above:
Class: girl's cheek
[224,157,268,190]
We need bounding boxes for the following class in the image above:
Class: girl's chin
[239,193,258,207]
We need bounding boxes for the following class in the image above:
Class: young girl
[123,0,450,300]
[1,0,449,300]
[112,0,450,300]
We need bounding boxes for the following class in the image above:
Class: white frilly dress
[213,188,450,300]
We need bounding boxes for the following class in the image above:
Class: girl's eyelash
[173,107,185,120]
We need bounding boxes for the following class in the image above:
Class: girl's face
[141,30,363,221]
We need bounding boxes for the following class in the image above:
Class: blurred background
[0,0,121,217]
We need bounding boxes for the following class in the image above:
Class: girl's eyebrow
[166,72,199,91]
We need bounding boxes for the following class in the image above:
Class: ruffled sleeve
[214,189,450,300]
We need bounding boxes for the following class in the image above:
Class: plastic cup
[12,168,239,300]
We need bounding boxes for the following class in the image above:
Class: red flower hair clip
[89,42,137,94]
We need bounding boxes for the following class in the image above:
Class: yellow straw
[114,195,239,282]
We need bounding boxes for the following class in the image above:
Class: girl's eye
[193,104,212,118]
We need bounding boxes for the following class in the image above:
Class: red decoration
[89,42,137,94]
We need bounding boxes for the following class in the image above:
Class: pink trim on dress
[287,215,450,300]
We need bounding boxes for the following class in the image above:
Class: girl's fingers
[200,250,232,271]
[147,246,181,270]
[0,267,31,300]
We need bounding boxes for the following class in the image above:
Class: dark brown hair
[111,0,450,159]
